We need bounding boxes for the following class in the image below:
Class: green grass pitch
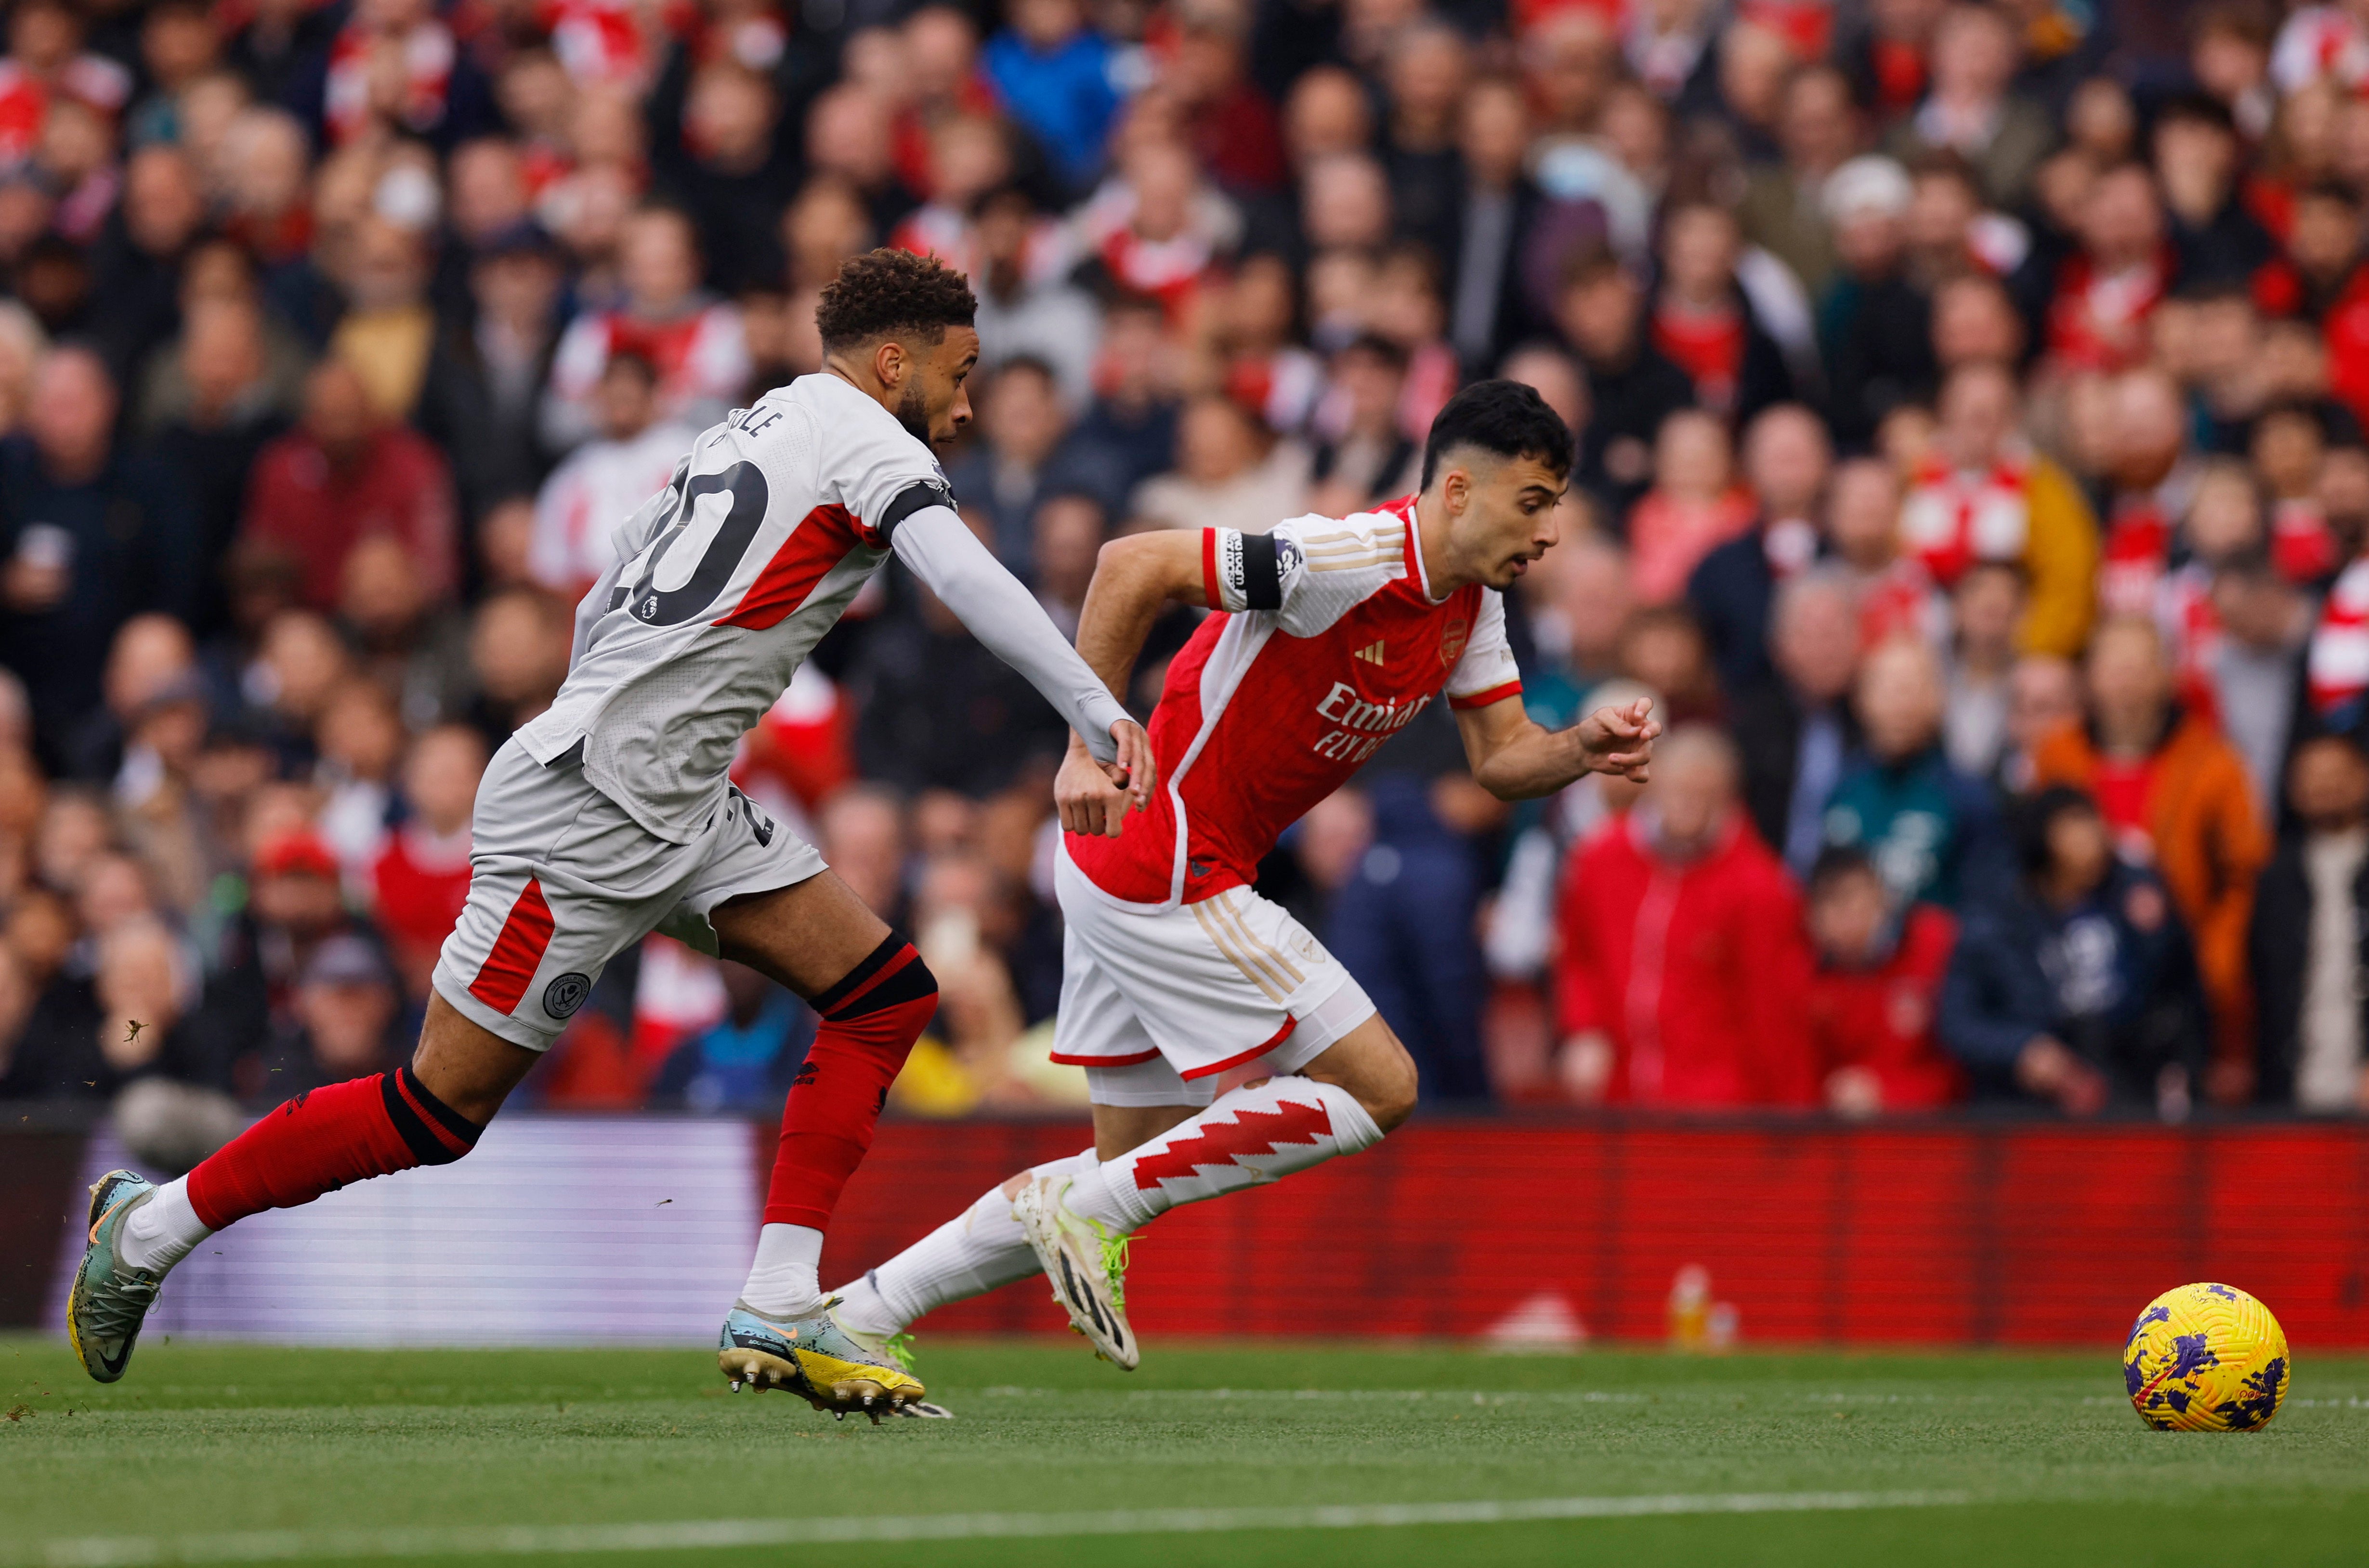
[5,1335,2366,1567]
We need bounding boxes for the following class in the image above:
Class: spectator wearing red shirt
[1804,847,1964,1116]
[1167,0,1286,197]
[0,0,131,168]
[1555,725,1819,1108]
[239,359,459,612]
[540,205,749,451]
[312,0,496,151]
[1649,199,1793,422]
[2044,162,2173,375]
[2254,183,2369,433]
[371,723,486,1003]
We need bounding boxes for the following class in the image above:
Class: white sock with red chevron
[1063,1077,1384,1234]
[832,1147,1100,1337]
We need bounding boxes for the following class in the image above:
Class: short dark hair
[1558,243,1630,295]
[2214,543,2279,583]
[1421,379,1574,489]
[602,350,658,387]
[993,353,1060,389]
[2156,90,2236,137]
[2015,785,2102,878]
[1807,845,1880,898]
[2298,180,2361,213]
[1339,332,1410,372]
[815,248,977,355]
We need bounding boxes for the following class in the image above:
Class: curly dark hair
[814,248,978,355]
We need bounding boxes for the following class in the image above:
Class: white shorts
[432,740,825,1050]
[1051,850,1377,1108]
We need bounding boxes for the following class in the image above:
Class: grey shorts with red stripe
[432,738,826,1050]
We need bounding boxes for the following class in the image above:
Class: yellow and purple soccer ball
[2123,1282,2290,1432]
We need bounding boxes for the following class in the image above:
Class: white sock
[739,1223,826,1319]
[834,1148,1099,1338]
[1066,1077,1384,1233]
[117,1176,211,1273]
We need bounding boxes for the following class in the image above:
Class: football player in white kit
[824,381,1659,1380]
[67,250,1152,1420]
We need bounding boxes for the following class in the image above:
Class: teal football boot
[67,1171,165,1384]
[717,1298,929,1423]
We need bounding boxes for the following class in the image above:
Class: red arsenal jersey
[1064,497,1524,908]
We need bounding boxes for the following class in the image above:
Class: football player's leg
[829,1143,1105,1350]
[832,1146,1094,1337]
[834,954,1194,1341]
[73,745,678,1384]
[72,994,532,1383]
[830,945,1188,1365]
[1060,1001,1414,1236]
[701,861,943,1414]
[833,1080,1204,1343]
[186,995,529,1234]
[709,868,924,1320]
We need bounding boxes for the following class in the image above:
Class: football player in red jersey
[826,380,1659,1374]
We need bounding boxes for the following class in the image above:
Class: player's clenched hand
[1057,723,1150,838]
[1575,697,1660,782]
[1055,744,1126,837]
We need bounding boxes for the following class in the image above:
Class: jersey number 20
[613,461,771,627]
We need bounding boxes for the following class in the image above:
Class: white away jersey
[516,373,956,842]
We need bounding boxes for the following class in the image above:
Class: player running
[823,380,1657,1374]
[65,250,1151,1419]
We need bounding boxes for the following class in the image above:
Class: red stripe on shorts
[1179,1016,1297,1080]
[469,877,556,1015]
[1047,1047,1163,1067]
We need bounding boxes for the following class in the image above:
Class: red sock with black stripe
[760,935,938,1230]
[183,1066,484,1231]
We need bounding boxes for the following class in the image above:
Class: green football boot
[66,1171,166,1384]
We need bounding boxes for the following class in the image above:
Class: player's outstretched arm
[890,507,1150,818]
[1453,695,1661,801]
[1053,529,1212,836]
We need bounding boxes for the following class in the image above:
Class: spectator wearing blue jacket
[1325,766,1491,1103]
[984,0,1122,193]
[1820,636,2008,910]
[1938,786,2207,1117]
[650,964,817,1114]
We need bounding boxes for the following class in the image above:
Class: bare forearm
[1073,557,1171,705]
[1473,723,1591,800]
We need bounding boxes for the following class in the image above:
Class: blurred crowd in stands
[15,0,2369,1164]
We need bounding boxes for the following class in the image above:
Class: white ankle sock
[117,1176,211,1272]
[1066,1078,1384,1233]
[834,1148,1101,1338]
[739,1223,825,1319]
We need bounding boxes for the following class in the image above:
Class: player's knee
[384,1063,488,1166]
[1356,1039,1421,1133]
[1303,1020,1420,1132]
[816,940,937,1035]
